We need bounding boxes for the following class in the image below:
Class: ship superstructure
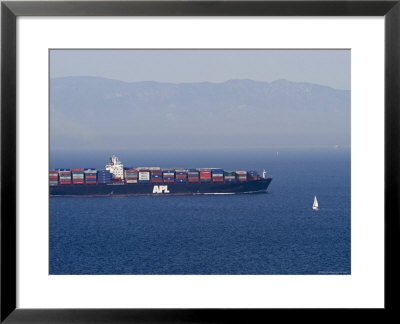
[105,155,124,180]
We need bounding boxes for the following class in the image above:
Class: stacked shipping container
[150,169,163,183]
[125,169,138,184]
[200,170,211,183]
[236,170,247,182]
[58,169,72,185]
[175,170,187,183]
[138,170,150,183]
[71,168,84,185]
[224,171,236,182]
[49,170,59,186]
[162,170,175,183]
[84,168,97,184]
[247,171,259,181]
[51,164,262,185]
[211,169,224,183]
[97,170,111,184]
[187,169,199,183]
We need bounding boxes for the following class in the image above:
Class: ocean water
[49,148,350,275]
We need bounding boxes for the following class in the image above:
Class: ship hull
[49,178,272,197]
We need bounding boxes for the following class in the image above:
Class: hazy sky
[50,49,351,154]
[50,49,350,90]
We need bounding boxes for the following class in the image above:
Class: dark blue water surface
[50,148,350,275]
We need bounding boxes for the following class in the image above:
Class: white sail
[313,196,319,210]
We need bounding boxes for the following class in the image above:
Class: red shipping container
[71,168,84,172]
[200,171,211,178]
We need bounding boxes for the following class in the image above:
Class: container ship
[49,155,272,197]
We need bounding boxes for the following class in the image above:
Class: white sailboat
[313,196,319,210]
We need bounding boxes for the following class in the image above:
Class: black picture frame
[1,0,399,322]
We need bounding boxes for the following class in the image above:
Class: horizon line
[49,75,351,91]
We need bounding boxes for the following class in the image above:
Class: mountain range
[50,76,350,151]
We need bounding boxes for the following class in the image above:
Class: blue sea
[49,148,350,275]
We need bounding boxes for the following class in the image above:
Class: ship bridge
[105,155,124,180]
